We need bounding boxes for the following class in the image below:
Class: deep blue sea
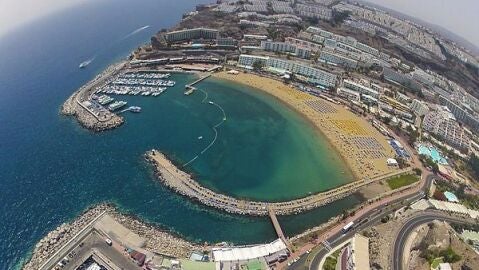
[0,0,359,269]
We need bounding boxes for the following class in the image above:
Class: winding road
[392,212,476,270]
[286,174,436,270]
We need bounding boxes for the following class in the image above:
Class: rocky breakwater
[22,204,110,270]
[145,149,370,216]
[61,62,126,132]
[23,203,203,270]
[108,210,202,258]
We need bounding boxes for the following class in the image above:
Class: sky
[364,0,479,48]
[0,0,478,48]
[0,0,88,37]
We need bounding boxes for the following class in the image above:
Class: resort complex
[21,1,479,270]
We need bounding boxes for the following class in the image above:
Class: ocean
[0,0,359,269]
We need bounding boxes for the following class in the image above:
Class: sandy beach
[213,71,397,181]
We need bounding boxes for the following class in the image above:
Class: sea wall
[145,149,412,216]
[61,62,126,132]
[22,204,200,270]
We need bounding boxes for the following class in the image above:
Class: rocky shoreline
[22,203,201,270]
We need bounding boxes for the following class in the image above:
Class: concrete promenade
[145,149,412,216]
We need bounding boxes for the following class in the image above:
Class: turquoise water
[104,74,353,201]
[418,144,447,165]
[0,0,360,268]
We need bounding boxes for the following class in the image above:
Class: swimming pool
[418,144,448,165]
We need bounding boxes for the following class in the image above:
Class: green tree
[468,154,479,182]
[252,60,265,71]
[440,247,462,263]
[331,10,350,26]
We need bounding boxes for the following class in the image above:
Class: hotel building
[343,80,379,98]
[439,96,479,132]
[336,234,370,270]
[337,87,361,102]
[383,67,422,92]
[319,50,358,69]
[423,106,471,149]
[285,37,322,52]
[409,99,429,117]
[260,41,312,59]
[238,54,337,87]
[165,28,219,43]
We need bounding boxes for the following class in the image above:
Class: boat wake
[121,25,150,40]
[79,25,150,69]
[79,57,95,68]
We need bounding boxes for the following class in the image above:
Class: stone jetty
[146,150,410,216]
[61,62,126,132]
[22,204,200,270]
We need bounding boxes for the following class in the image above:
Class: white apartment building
[337,87,361,102]
[238,54,337,87]
[285,37,322,52]
[343,79,379,98]
[423,106,471,149]
[260,41,312,59]
[319,51,358,69]
[336,234,370,270]
[165,28,219,43]
[410,99,429,116]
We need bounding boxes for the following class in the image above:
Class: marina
[108,101,127,111]
[96,71,174,97]
[95,95,114,105]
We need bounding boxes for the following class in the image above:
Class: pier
[184,73,212,95]
[145,150,413,217]
[268,207,290,247]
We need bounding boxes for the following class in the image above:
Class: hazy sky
[0,0,478,47]
[0,0,88,37]
[364,0,479,48]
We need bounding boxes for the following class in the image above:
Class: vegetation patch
[386,174,419,190]
[422,246,462,265]
[323,249,342,270]
[430,257,444,269]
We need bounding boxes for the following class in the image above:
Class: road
[286,174,435,270]
[392,212,476,270]
[66,231,141,270]
[306,191,425,270]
